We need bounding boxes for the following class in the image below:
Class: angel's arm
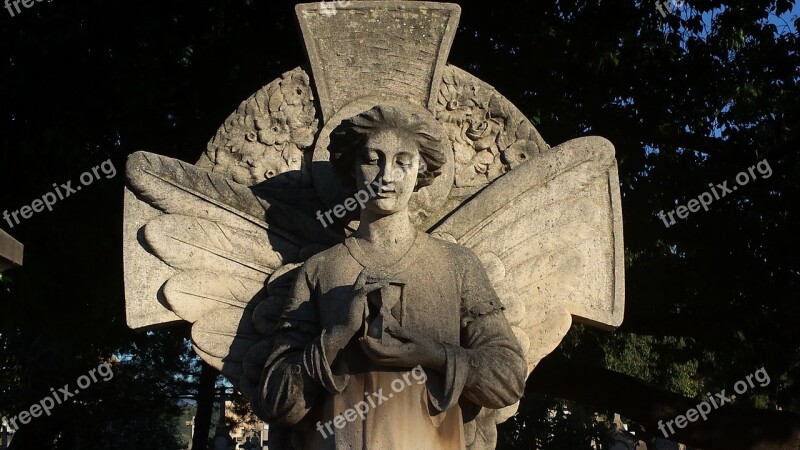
[257,263,347,425]
[453,305,526,408]
[436,249,527,411]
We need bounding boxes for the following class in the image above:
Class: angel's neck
[354,210,416,252]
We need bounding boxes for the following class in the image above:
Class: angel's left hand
[359,325,446,372]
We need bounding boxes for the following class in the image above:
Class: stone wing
[124,151,337,399]
[432,136,625,372]
[430,136,624,450]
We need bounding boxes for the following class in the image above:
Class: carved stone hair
[328,105,448,190]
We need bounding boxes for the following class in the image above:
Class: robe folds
[258,232,527,450]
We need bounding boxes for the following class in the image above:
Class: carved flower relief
[280,71,312,106]
[454,149,506,187]
[281,143,304,172]
[236,150,289,185]
[447,107,508,186]
[471,150,496,175]
[205,68,320,186]
[219,114,257,154]
[255,114,292,146]
[465,111,504,151]
[436,68,515,187]
[436,80,480,127]
[500,118,544,171]
[208,114,286,185]
[435,70,552,188]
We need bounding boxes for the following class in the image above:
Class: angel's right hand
[322,271,386,358]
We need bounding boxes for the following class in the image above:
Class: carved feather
[144,215,297,281]
[192,306,262,371]
[126,151,340,247]
[163,270,267,323]
[433,136,624,370]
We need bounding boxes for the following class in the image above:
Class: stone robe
[258,232,526,449]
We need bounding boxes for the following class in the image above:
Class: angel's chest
[316,263,464,344]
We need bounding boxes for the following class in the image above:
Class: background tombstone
[0,229,23,273]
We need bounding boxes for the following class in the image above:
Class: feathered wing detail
[192,262,306,401]
[127,151,340,247]
[432,136,625,450]
[144,215,295,281]
[192,306,262,377]
[163,271,267,324]
[125,136,621,449]
[464,403,519,450]
[240,263,305,400]
[171,264,301,400]
[122,17,625,448]
[125,151,336,397]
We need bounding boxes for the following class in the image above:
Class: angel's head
[329,104,448,214]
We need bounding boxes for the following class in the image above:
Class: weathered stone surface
[254,103,528,449]
[311,96,455,229]
[122,188,181,330]
[436,136,625,329]
[122,2,626,448]
[0,228,23,272]
[196,68,319,187]
[296,2,461,120]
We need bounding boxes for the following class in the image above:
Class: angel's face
[355,129,420,215]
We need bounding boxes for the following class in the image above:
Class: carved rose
[465,112,503,151]
[433,66,549,188]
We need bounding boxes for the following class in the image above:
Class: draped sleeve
[256,260,349,425]
[432,247,527,412]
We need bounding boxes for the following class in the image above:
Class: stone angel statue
[122,2,625,449]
